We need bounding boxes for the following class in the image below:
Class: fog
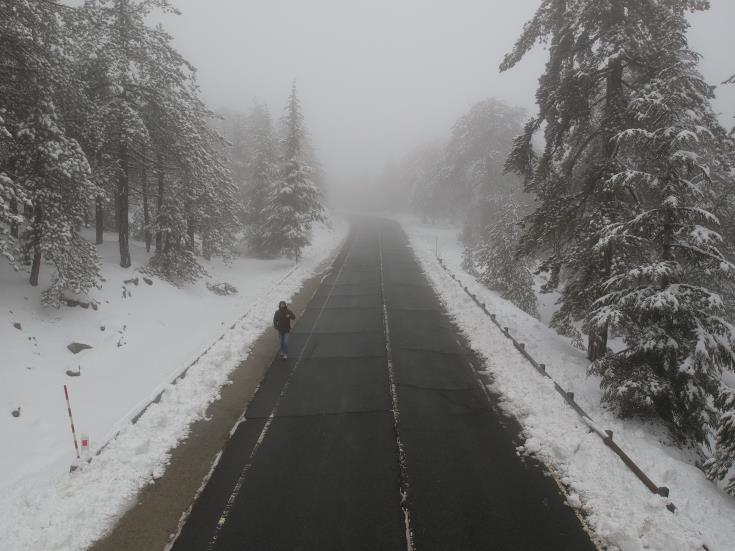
[159,0,735,203]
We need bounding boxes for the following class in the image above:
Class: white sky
[158,0,735,190]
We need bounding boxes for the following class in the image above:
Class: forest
[0,0,325,306]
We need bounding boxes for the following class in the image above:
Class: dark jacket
[273,307,296,333]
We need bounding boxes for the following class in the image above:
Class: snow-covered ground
[399,216,735,551]
[0,219,346,551]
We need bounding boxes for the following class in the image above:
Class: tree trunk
[187,219,195,249]
[95,196,104,244]
[142,155,152,253]
[202,236,212,260]
[118,141,131,268]
[155,153,164,253]
[588,9,625,361]
[29,205,42,286]
[9,198,19,238]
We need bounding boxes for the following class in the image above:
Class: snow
[399,215,735,551]
[0,219,346,551]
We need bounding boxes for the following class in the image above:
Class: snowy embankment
[0,219,346,551]
[399,216,735,551]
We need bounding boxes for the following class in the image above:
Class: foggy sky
[159,0,735,192]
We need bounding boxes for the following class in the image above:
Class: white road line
[203,239,355,550]
[378,227,416,551]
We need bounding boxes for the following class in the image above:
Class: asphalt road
[171,217,596,551]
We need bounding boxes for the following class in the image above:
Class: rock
[66,366,81,377]
[206,281,238,296]
[79,302,89,309]
[124,277,139,286]
[66,299,80,307]
[91,303,98,311]
[67,342,92,354]
[13,322,21,330]
[11,407,21,418]
[143,277,153,286]
[100,325,106,331]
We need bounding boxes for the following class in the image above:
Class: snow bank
[0,219,346,551]
[400,216,735,551]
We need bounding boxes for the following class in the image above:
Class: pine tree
[145,78,239,282]
[501,0,714,362]
[0,0,102,302]
[16,99,101,306]
[502,0,735,442]
[79,0,186,268]
[705,388,735,496]
[445,99,527,239]
[262,83,324,259]
[243,102,279,255]
[470,202,539,317]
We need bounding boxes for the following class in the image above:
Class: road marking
[203,238,355,550]
[378,228,416,551]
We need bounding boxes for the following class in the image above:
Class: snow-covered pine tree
[701,71,735,493]
[145,185,206,284]
[705,387,735,496]
[79,0,187,268]
[263,83,324,259]
[16,100,101,306]
[444,99,527,242]
[186,113,240,263]
[586,5,735,444]
[501,0,713,362]
[0,0,103,302]
[0,0,60,266]
[471,202,539,317]
[243,102,279,255]
[144,72,239,282]
[0,117,26,266]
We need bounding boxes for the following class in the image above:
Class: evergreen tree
[501,0,713,362]
[79,0,184,268]
[445,99,527,241]
[504,0,735,443]
[15,99,101,306]
[78,0,239,282]
[469,202,539,317]
[145,77,239,282]
[587,29,735,442]
[0,0,102,302]
[262,83,324,258]
[243,102,279,255]
[705,387,735,496]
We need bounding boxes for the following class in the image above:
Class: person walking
[273,300,296,359]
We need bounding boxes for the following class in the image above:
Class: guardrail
[435,256,678,514]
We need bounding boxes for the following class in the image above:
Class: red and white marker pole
[64,384,81,462]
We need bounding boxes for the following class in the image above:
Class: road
[171,217,596,551]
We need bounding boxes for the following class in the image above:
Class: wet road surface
[171,217,596,551]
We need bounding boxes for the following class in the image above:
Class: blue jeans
[279,332,289,357]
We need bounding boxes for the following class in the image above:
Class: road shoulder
[90,251,340,551]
